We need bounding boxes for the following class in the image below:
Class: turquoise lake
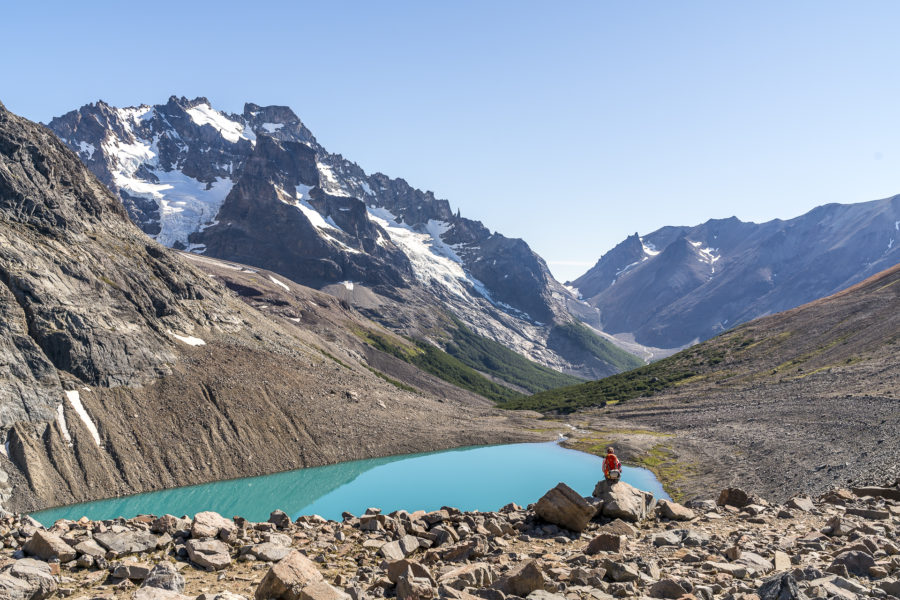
[31,442,668,526]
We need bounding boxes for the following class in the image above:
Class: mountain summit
[49,97,641,377]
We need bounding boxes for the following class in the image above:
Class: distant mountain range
[570,199,900,349]
[48,96,640,378]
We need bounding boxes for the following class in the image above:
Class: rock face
[47,96,641,379]
[593,480,655,522]
[534,482,598,532]
[571,198,900,349]
[0,101,543,514]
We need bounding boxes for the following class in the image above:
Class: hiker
[603,446,622,481]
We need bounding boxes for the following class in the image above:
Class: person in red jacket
[603,446,622,481]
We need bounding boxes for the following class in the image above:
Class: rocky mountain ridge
[571,199,900,349]
[0,100,543,514]
[48,97,637,378]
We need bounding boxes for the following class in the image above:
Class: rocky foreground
[0,481,897,600]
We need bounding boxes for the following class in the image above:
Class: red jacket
[603,453,621,475]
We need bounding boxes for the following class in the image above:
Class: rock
[878,580,900,596]
[151,515,190,535]
[7,558,58,600]
[657,500,695,521]
[736,551,774,576]
[851,486,900,501]
[705,562,748,579]
[74,538,107,558]
[191,511,236,540]
[253,543,293,562]
[22,530,77,562]
[592,480,655,522]
[585,533,626,554]
[94,530,160,556]
[268,511,292,530]
[682,529,709,547]
[822,515,851,537]
[186,539,232,570]
[717,488,753,508]
[534,483,598,533]
[829,550,875,577]
[395,573,435,600]
[494,560,545,597]
[774,551,791,571]
[525,592,565,600]
[297,581,351,600]
[725,546,742,561]
[438,563,494,590]
[201,594,249,600]
[255,550,325,600]
[786,497,814,512]
[387,561,435,586]
[379,535,421,560]
[648,578,688,599]
[142,562,185,593]
[757,573,808,600]
[112,562,153,580]
[844,507,890,521]
[602,560,641,582]
[595,519,638,537]
[133,588,193,600]
[653,531,682,547]
[0,573,33,600]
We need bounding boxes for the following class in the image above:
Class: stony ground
[0,480,897,600]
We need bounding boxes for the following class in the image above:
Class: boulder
[112,562,153,580]
[74,538,107,558]
[851,486,900,501]
[0,573,32,600]
[657,499,695,521]
[191,511,236,540]
[151,515,190,535]
[717,488,754,508]
[379,535,421,560]
[395,572,435,600]
[774,551,791,572]
[757,573,807,600]
[602,559,641,582]
[829,550,875,577]
[534,483,598,533]
[268,510,292,530]
[133,588,193,600]
[878,580,900,597]
[494,560,546,597]
[593,480,654,522]
[648,578,688,599]
[7,558,57,600]
[387,560,436,586]
[22,530,77,562]
[736,551,774,576]
[142,562,185,593]
[438,563,494,590]
[786,497,814,512]
[525,592,566,600]
[595,519,638,537]
[253,543,292,563]
[186,539,232,570]
[94,530,160,556]
[297,581,351,600]
[585,533,626,554]
[255,550,325,600]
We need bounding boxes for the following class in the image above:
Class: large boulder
[255,550,325,600]
[185,539,232,570]
[717,488,754,508]
[648,578,688,599]
[94,530,160,556]
[585,533,626,554]
[493,561,546,597]
[534,483,598,532]
[379,535,420,560]
[757,573,808,600]
[142,563,185,593]
[21,530,77,562]
[438,563,495,590]
[191,511,236,540]
[592,480,655,522]
[7,558,58,600]
[656,499,695,521]
[0,573,32,600]
[829,551,875,577]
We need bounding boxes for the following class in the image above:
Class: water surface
[32,442,668,525]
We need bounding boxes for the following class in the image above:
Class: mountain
[570,200,900,349]
[47,96,642,379]
[513,261,900,500]
[0,101,544,513]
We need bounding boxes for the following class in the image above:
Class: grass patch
[362,365,419,393]
[631,443,694,503]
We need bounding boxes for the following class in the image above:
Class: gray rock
[74,538,106,558]
[186,538,232,570]
[133,587,193,600]
[717,488,754,508]
[592,480,655,522]
[534,483,598,533]
[297,581,352,600]
[757,573,808,600]
[648,578,688,599]
[268,510,292,530]
[22,530,77,562]
[829,550,875,577]
[191,511,236,540]
[0,574,32,600]
[585,533,626,554]
[878,580,900,597]
[602,560,640,582]
[142,562,185,592]
[253,542,293,562]
[7,558,57,600]
[656,499,695,521]
[94,530,159,556]
[254,550,325,600]
[736,551,774,576]
[494,561,545,597]
[525,591,565,600]
[387,560,435,586]
[112,562,152,580]
[395,573,435,600]
[786,497,814,512]
[438,563,494,590]
[379,535,420,561]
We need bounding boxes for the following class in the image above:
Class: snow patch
[341,281,355,291]
[360,180,374,196]
[269,275,290,292]
[317,163,351,196]
[276,186,361,254]
[185,103,249,143]
[261,122,284,133]
[66,390,101,447]
[889,238,895,250]
[167,330,206,346]
[78,141,96,159]
[564,285,582,299]
[56,403,72,444]
[640,238,660,256]
[895,220,899,231]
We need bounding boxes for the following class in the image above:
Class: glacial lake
[31,442,668,526]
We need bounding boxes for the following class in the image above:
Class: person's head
[607,446,615,455]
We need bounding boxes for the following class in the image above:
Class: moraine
[31,442,667,525]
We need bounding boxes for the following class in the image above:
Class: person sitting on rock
[603,446,622,481]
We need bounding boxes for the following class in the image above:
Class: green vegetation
[356,328,523,403]
[503,357,698,412]
[549,321,645,372]
[362,365,419,393]
[442,319,584,393]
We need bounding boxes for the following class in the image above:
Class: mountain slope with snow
[571,199,900,349]
[49,96,640,378]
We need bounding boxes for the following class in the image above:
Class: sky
[5,1,900,282]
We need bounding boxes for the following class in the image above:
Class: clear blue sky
[5,1,900,281]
